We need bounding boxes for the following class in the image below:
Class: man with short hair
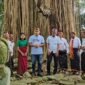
[46,28,60,75]
[58,31,69,71]
[70,32,81,74]
[29,28,45,76]
[9,33,15,76]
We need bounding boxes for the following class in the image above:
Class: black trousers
[47,52,58,74]
[6,56,14,75]
[81,51,85,72]
[70,48,80,71]
[59,50,67,70]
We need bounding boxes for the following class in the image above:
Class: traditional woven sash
[70,39,74,59]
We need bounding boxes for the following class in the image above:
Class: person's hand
[67,51,69,55]
[34,44,40,48]
[24,52,28,56]
[82,46,85,50]
[47,49,51,56]
[56,52,59,57]
[21,52,24,56]
[67,53,70,56]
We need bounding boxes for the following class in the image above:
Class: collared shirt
[59,38,69,53]
[10,41,15,56]
[46,36,60,53]
[29,35,45,55]
[82,38,85,47]
[7,40,15,56]
[81,38,85,52]
[70,37,81,48]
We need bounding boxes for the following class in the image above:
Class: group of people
[3,27,85,78]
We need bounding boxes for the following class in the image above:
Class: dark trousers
[81,51,85,72]
[6,56,14,76]
[59,50,67,70]
[32,54,43,75]
[47,52,58,74]
[70,48,80,71]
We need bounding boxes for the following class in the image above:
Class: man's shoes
[47,73,51,76]
[75,72,80,75]
[53,71,57,75]
[37,73,42,77]
[15,74,23,79]
[32,73,36,76]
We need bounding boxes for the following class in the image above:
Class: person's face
[10,34,14,40]
[51,29,56,36]
[59,32,63,37]
[34,29,40,36]
[20,34,25,40]
[71,33,75,38]
[55,29,58,35]
[10,34,13,38]
[4,32,9,39]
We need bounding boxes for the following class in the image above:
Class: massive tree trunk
[3,0,79,40]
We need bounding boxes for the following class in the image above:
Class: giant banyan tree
[3,0,79,40]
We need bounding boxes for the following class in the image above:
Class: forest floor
[11,58,85,85]
[11,72,85,85]
[11,63,85,85]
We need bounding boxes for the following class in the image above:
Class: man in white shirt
[81,38,85,73]
[58,31,69,71]
[9,33,15,76]
[46,28,60,75]
[70,32,81,74]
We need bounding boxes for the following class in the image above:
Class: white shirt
[7,40,15,56]
[46,36,60,53]
[70,37,81,48]
[59,38,69,53]
[82,38,85,47]
[29,35,45,54]
[80,38,85,52]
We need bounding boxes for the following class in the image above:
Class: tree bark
[3,0,79,40]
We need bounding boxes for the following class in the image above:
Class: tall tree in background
[3,0,79,40]
[0,0,4,36]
